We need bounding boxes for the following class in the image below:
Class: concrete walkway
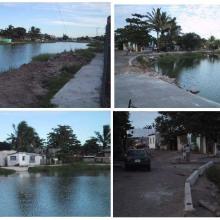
[51,53,103,108]
[115,51,220,108]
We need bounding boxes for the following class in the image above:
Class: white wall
[0,150,16,166]
[7,153,20,166]
[29,155,42,166]
[7,153,43,167]
[149,135,156,149]
[196,136,206,154]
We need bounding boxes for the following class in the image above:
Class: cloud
[115,4,220,38]
[50,16,107,28]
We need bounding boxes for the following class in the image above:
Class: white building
[0,150,16,166]
[177,133,220,155]
[148,133,156,149]
[7,152,45,167]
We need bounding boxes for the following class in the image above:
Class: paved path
[51,53,103,108]
[113,151,201,217]
[115,51,220,108]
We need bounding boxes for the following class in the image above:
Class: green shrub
[28,162,110,175]
[74,48,95,62]
[32,53,54,62]
[0,168,15,176]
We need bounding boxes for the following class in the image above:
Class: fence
[101,16,111,107]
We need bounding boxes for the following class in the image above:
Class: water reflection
[154,54,220,103]
[0,42,87,72]
[0,171,110,216]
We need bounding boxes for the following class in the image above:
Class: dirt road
[113,151,200,217]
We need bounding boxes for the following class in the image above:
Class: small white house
[0,150,16,166]
[7,152,44,167]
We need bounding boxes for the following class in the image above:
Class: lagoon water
[154,55,220,103]
[0,42,87,72]
[0,171,110,216]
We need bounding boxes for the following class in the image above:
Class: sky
[115,4,220,39]
[0,111,110,144]
[129,112,159,129]
[0,3,110,37]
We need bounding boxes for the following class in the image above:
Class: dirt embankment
[0,51,90,107]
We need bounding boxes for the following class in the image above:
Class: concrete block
[198,161,214,176]
[184,182,194,212]
[186,170,199,186]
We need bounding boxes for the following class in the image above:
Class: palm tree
[7,121,42,152]
[145,8,172,50]
[94,125,110,151]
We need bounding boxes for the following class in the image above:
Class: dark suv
[124,149,151,171]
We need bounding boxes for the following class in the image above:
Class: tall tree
[146,8,173,50]
[47,125,81,153]
[178,33,202,50]
[28,26,41,40]
[115,14,152,50]
[7,121,42,152]
[113,112,133,160]
[82,137,100,155]
[155,112,220,148]
[94,125,110,150]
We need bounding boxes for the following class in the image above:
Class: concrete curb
[184,161,214,213]
[184,182,194,211]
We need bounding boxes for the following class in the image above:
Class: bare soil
[0,52,88,107]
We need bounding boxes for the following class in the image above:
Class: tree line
[0,25,70,42]
[155,112,220,150]
[115,8,220,52]
[113,111,220,160]
[6,121,110,156]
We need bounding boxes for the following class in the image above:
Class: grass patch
[73,48,96,62]
[206,165,220,189]
[32,53,54,62]
[136,56,151,68]
[0,167,15,176]
[28,162,110,175]
[38,64,82,107]
[37,48,95,107]
[157,52,205,64]
[87,41,104,53]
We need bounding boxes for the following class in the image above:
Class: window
[22,156,25,161]
[30,155,35,163]
[10,156,16,161]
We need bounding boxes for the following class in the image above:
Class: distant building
[83,155,95,163]
[0,37,12,43]
[7,152,46,167]
[95,148,110,164]
[128,128,151,146]
[177,133,220,155]
[148,133,156,149]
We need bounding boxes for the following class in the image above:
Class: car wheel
[147,164,151,172]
